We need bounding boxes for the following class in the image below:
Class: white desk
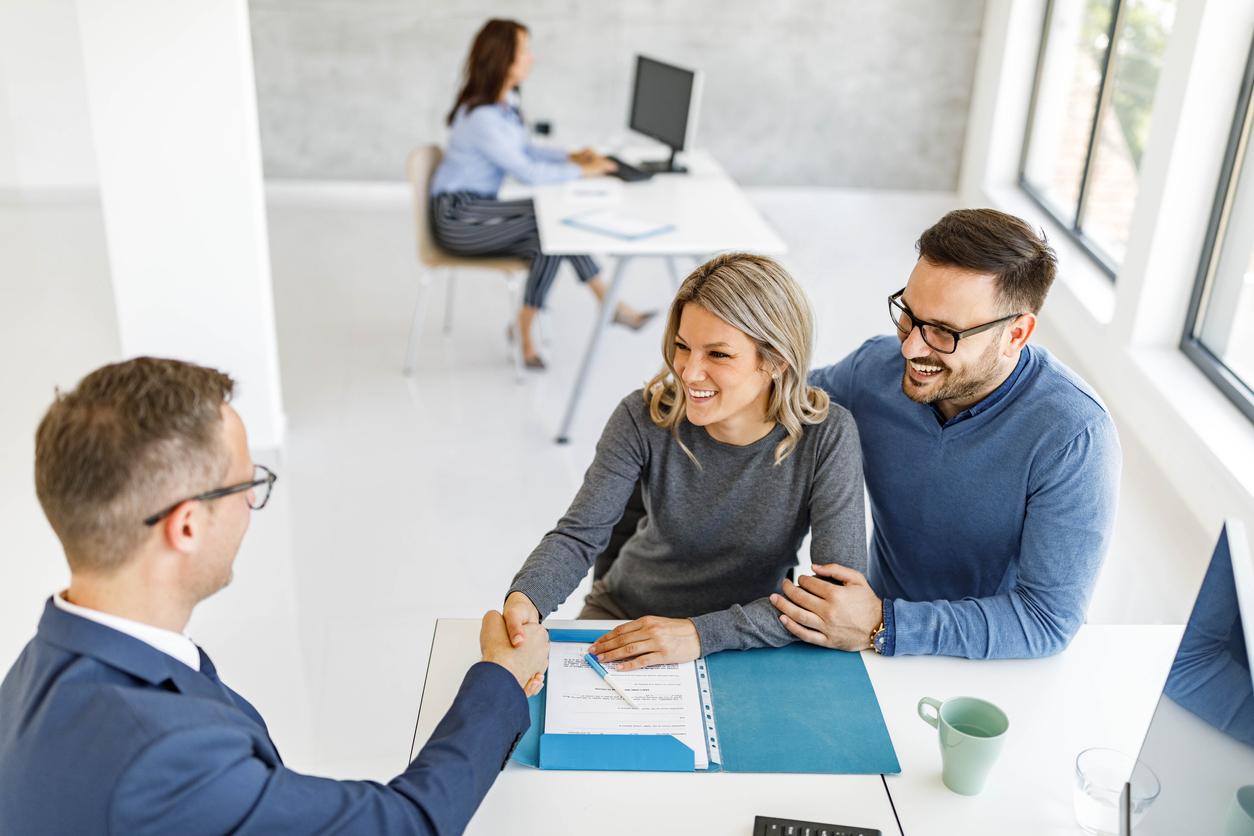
[412,622,1184,835]
[865,625,1182,835]
[526,150,786,443]
[411,619,901,836]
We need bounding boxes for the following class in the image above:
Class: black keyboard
[753,815,882,836]
[606,155,653,182]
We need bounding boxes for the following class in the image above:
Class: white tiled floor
[0,187,1208,781]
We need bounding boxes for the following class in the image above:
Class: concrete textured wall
[249,0,984,189]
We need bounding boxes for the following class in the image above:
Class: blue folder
[511,629,901,774]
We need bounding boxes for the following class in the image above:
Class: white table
[411,619,901,836]
[526,150,786,443]
[410,621,1182,836]
[865,625,1182,835]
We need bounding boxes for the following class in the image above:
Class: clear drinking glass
[1073,747,1161,836]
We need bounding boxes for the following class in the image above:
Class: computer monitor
[627,55,702,174]
[1121,520,1254,834]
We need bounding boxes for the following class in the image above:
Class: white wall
[75,0,286,450]
[961,0,1254,560]
[248,0,986,189]
[0,0,97,192]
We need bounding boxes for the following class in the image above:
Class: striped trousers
[431,192,600,309]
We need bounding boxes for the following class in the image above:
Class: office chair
[403,144,530,380]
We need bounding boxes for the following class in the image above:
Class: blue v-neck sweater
[811,336,1121,659]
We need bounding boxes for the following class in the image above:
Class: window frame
[1018,0,1131,279]
[1180,32,1254,426]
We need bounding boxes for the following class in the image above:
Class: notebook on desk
[511,628,901,774]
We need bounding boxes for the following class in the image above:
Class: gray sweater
[509,390,867,655]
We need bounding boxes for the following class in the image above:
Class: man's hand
[503,591,541,647]
[568,147,598,164]
[587,616,700,672]
[480,610,549,697]
[769,563,882,651]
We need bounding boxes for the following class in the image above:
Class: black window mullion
[1019,0,1057,179]
[1075,0,1126,233]
[1180,30,1254,426]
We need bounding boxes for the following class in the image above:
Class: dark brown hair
[916,208,1058,314]
[446,19,528,126]
[35,357,235,573]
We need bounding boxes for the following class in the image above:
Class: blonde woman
[503,253,867,669]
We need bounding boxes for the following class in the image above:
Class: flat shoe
[612,310,658,331]
[523,354,547,371]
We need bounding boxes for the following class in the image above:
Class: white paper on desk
[544,641,709,770]
[561,179,622,205]
[560,209,674,239]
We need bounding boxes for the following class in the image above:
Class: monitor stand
[637,148,687,174]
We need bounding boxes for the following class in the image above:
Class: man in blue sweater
[0,357,549,834]
[771,208,1120,659]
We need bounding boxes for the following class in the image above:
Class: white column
[75,0,285,449]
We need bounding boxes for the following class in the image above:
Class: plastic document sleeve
[510,629,901,774]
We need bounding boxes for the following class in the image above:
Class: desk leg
[665,256,683,291]
[555,256,630,444]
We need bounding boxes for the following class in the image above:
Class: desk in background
[525,150,786,444]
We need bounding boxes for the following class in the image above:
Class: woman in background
[502,253,870,669]
[431,18,652,370]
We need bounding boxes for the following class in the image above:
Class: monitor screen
[629,56,696,151]
[1126,522,1254,833]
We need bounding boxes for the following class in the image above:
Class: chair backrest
[405,144,445,268]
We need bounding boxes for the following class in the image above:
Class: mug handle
[918,697,942,729]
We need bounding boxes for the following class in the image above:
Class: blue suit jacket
[0,599,529,835]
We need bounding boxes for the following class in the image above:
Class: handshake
[480,609,549,697]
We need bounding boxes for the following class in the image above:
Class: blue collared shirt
[430,102,580,196]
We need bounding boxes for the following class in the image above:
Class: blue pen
[583,653,641,709]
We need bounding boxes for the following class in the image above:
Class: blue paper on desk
[511,630,900,774]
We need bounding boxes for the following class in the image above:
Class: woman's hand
[480,610,549,697]
[571,149,616,176]
[503,591,541,647]
[579,158,617,176]
[587,616,701,672]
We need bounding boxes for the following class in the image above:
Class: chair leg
[403,268,433,376]
[442,268,456,335]
[505,272,525,383]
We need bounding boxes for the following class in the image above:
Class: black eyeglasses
[888,289,1022,355]
[142,464,278,526]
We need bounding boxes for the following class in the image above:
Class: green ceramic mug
[917,695,1010,796]
[1226,785,1254,836]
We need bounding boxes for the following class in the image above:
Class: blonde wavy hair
[644,252,830,465]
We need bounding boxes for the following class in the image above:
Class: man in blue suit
[0,357,549,834]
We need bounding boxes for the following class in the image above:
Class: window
[1182,38,1254,424]
[1020,0,1176,273]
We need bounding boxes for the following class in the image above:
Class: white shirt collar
[53,591,201,672]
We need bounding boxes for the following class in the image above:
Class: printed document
[544,641,709,770]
